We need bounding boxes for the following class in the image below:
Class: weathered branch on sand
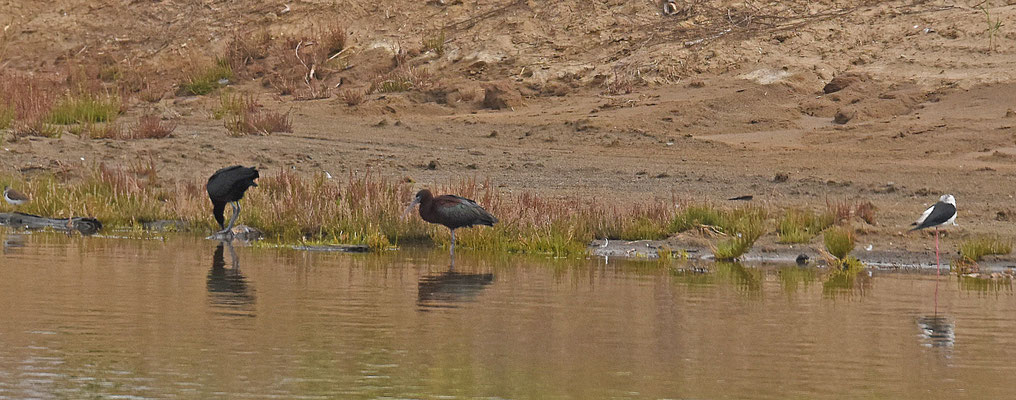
[0,212,103,235]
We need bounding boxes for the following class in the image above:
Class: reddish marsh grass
[2,167,879,258]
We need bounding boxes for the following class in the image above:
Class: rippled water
[1,232,1014,399]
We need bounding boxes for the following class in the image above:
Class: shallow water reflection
[207,241,256,317]
[417,269,495,310]
[0,232,1015,399]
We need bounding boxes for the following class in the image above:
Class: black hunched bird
[206,166,259,238]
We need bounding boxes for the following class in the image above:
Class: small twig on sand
[327,46,349,61]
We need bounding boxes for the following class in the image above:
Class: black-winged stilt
[910,194,957,274]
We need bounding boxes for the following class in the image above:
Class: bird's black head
[403,189,432,219]
[248,167,260,187]
[414,189,432,203]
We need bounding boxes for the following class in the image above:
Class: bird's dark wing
[6,188,29,201]
[207,165,245,185]
[433,195,498,228]
[207,166,259,201]
[911,202,956,230]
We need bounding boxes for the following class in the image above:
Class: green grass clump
[777,208,834,243]
[713,212,765,261]
[823,226,855,260]
[422,30,446,56]
[822,256,866,295]
[180,58,233,96]
[45,93,121,125]
[958,235,1011,264]
[670,204,724,232]
[213,91,246,120]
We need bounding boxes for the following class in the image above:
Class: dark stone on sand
[833,109,854,124]
[796,254,810,265]
[823,74,862,94]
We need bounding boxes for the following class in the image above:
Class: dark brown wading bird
[206,166,259,239]
[403,189,498,256]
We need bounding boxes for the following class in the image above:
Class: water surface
[0,232,1014,399]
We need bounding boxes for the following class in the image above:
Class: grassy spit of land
[0,164,870,258]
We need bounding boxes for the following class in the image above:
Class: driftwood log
[0,212,103,235]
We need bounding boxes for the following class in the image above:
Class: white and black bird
[3,186,30,206]
[910,194,957,274]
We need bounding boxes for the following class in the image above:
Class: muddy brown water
[0,232,1014,399]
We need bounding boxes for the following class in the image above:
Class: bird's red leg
[935,227,940,276]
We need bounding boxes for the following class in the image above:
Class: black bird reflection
[207,241,256,317]
[417,268,495,311]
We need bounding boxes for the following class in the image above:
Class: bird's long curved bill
[401,199,420,220]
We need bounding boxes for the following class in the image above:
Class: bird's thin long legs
[222,201,241,234]
[935,227,940,276]
[450,229,456,257]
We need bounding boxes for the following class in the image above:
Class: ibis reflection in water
[208,241,256,317]
[403,189,497,257]
[206,165,259,240]
[417,269,495,311]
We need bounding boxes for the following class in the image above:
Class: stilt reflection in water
[917,276,955,349]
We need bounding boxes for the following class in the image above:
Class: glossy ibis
[206,165,259,238]
[910,194,957,275]
[3,186,29,206]
[403,189,497,256]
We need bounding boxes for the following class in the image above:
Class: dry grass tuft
[368,66,432,94]
[220,94,291,136]
[341,89,365,106]
[827,200,852,223]
[226,30,272,69]
[81,122,124,139]
[128,115,177,139]
[855,201,877,225]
